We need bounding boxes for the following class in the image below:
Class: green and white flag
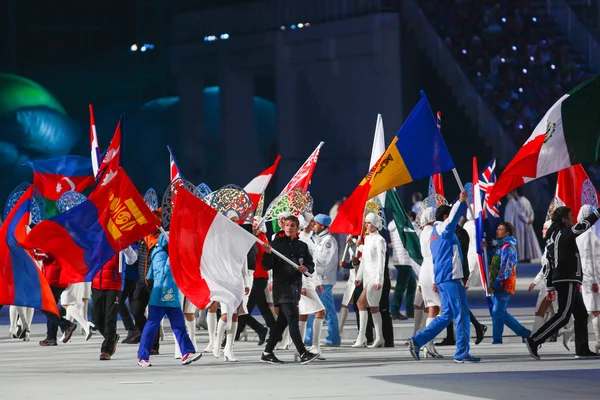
[385,188,422,265]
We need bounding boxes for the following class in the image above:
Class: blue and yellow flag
[367,91,454,198]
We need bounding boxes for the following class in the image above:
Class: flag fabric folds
[385,188,422,266]
[489,74,600,205]
[478,159,501,241]
[168,145,182,182]
[89,104,101,178]
[169,187,258,321]
[97,118,122,186]
[473,157,493,313]
[330,92,455,235]
[244,155,281,212]
[19,167,158,283]
[0,186,59,315]
[555,164,597,220]
[24,156,95,201]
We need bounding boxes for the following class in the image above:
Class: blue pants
[412,280,472,360]
[491,292,531,343]
[137,305,195,360]
[305,285,341,346]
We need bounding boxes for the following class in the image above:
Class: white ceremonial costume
[418,224,441,308]
[463,217,481,289]
[576,206,600,312]
[516,195,542,261]
[298,230,325,316]
[356,231,386,307]
[532,251,557,313]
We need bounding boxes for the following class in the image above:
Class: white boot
[413,308,424,336]
[159,318,165,341]
[186,319,197,352]
[423,318,443,358]
[312,318,326,359]
[203,312,217,353]
[352,311,368,348]
[224,321,238,362]
[277,328,291,350]
[8,306,18,338]
[299,320,307,342]
[592,315,600,353]
[532,315,545,334]
[66,304,93,341]
[174,333,182,359]
[338,306,349,337]
[213,319,227,358]
[369,312,384,348]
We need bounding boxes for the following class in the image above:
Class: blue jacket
[147,234,181,308]
[431,202,466,284]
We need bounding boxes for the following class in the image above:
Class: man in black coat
[526,206,600,360]
[260,215,319,365]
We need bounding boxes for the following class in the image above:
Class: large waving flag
[489,74,600,205]
[97,118,122,186]
[554,164,596,220]
[281,142,323,193]
[473,157,493,313]
[169,186,257,322]
[0,186,59,315]
[385,188,422,266]
[244,155,281,212]
[478,159,501,241]
[330,91,455,234]
[89,104,101,178]
[24,156,95,202]
[19,167,158,282]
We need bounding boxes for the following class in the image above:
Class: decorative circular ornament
[56,191,88,213]
[546,197,560,222]
[4,182,31,220]
[29,188,46,225]
[196,183,213,199]
[463,182,474,205]
[581,179,598,208]
[208,184,254,222]
[143,188,159,211]
[263,187,313,222]
[364,197,385,221]
[416,194,448,229]
[161,179,203,228]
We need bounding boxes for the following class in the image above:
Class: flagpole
[452,168,476,220]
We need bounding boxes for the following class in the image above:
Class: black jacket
[247,243,258,271]
[263,232,314,305]
[456,225,470,281]
[545,208,600,289]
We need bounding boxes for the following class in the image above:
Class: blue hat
[314,214,331,227]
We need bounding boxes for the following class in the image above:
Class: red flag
[24,156,95,201]
[20,167,158,282]
[555,164,595,219]
[169,187,257,311]
[432,173,444,197]
[97,119,122,187]
[0,186,59,315]
[282,142,323,193]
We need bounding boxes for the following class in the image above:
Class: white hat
[420,207,435,226]
[365,212,382,231]
[278,211,292,219]
[303,212,315,223]
[225,210,238,219]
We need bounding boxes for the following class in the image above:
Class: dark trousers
[130,281,159,351]
[118,279,136,331]
[531,282,590,355]
[380,265,394,347]
[391,265,417,316]
[265,302,306,354]
[92,289,120,354]
[42,286,72,340]
[237,278,274,338]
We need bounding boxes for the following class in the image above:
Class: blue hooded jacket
[431,202,467,284]
[147,234,181,308]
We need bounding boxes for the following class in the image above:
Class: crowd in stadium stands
[419,0,592,144]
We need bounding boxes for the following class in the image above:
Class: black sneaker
[475,325,487,345]
[258,329,268,346]
[300,351,318,365]
[575,351,600,360]
[62,323,77,343]
[122,328,141,344]
[261,352,284,364]
[525,337,540,360]
[39,338,57,346]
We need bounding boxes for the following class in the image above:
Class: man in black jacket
[260,215,318,365]
[526,206,600,360]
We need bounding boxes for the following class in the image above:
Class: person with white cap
[353,212,387,348]
[303,213,340,348]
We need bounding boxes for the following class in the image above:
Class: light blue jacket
[431,202,466,284]
[147,234,181,308]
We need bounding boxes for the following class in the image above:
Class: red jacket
[253,232,269,279]
[92,255,122,291]
[33,251,67,289]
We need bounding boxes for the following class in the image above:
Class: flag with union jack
[478,159,501,241]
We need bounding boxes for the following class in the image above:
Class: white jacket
[576,230,600,290]
[313,229,338,286]
[463,220,480,288]
[356,231,386,285]
[388,220,414,266]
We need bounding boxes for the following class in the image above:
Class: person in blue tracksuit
[136,234,202,367]
[408,191,480,363]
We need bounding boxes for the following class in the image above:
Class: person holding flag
[487,222,531,344]
[408,191,480,363]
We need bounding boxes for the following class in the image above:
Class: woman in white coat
[416,207,442,358]
[353,213,386,348]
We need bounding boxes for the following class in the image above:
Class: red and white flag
[555,164,596,219]
[169,187,257,322]
[244,155,281,212]
[89,104,101,179]
[281,142,324,193]
[97,119,122,187]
